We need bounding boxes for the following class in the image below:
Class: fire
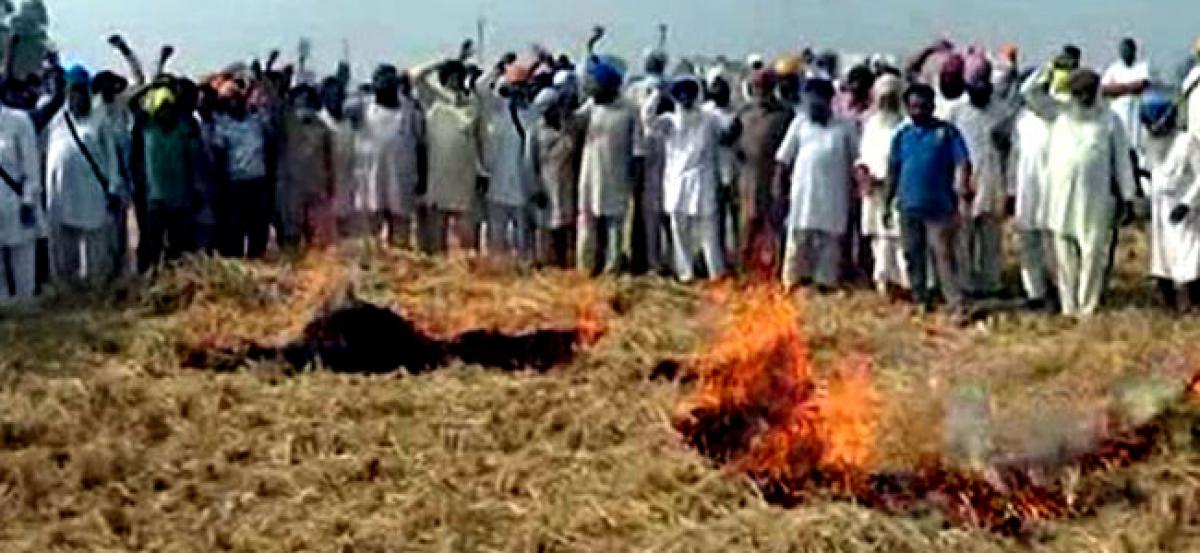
[673,285,1200,536]
[674,288,880,487]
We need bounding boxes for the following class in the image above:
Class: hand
[881,209,893,230]
[159,45,175,63]
[459,39,476,62]
[107,34,130,53]
[588,26,606,52]
[266,49,281,71]
[1170,205,1191,224]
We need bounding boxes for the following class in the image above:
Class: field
[1,235,1199,552]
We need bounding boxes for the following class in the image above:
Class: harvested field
[1,237,1199,552]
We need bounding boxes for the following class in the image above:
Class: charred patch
[183,300,594,375]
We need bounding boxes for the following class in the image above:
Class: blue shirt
[889,119,970,220]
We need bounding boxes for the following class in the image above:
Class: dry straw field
[1,236,1199,552]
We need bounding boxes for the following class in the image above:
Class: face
[673,81,700,110]
[1071,86,1098,109]
[805,93,832,123]
[848,71,874,98]
[906,94,934,123]
[877,91,900,112]
[1119,40,1137,65]
[322,83,346,117]
[967,82,993,108]
[707,79,731,107]
[67,84,91,116]
[153,101,179,127]
[939,72,964,99]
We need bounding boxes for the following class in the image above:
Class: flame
[675,287,880,486]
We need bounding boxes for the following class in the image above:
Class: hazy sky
[45,0,1198,79]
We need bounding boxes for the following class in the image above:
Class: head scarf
[64,65,90,88]
[773,55,803,77]
[964,53,992,86]
[1139,91,1174,126]
[144,86,176,116]
[873,73,902,100]
[588,59,623,91]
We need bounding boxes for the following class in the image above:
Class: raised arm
[1020,63,1062,122]
[108,34,146,87]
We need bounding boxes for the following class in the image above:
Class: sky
[43,0,1199,80]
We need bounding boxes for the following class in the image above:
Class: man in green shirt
[132,85,198,273]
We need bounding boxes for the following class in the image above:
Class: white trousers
[1052,231,1111,317]
[783,228,843,288]
[669,213,725,282]
[0,241,37,307]
[52,225,113,284]
[1019,230,1053,301]
[871,235,909,290]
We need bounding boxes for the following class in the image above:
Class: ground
[1,234,1198,552]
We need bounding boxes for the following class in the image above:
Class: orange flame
[676,287,880,485]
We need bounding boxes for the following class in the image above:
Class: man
[0,84,43,307]
[131,85,198,272]
[885,83,973,316]
[412,46,486,255]
[91,70,134,276]
[212,80,273,258]
[533,86,582,268]
[359,65,425,249]
[835,64,875,124]
[277,84,336,252]
[1141,93,1200,311]
[644,75,734,283]
[1102,38,1152,167]
[1010,78,1055,309]
[1023,65,1137,317]
[775,78,858,291]
[626,36,670,274]
[835,63,876,281]
[947,54,1011,298]
[45,66,122,285]
[858,74,908,296]
[733,68,793,276]
[703,71,739,270]
[575,57,641,275]
[478,59,538,261]
[318,76,360,239]
[1183,38,1200,146]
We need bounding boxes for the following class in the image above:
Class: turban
[64,65,90,87]
[588,59,623,91]
[1139,91,1174,127]
[940,53,965,77]
[964,53,992,86]
[773,55,804,77]
[144,86,176,115]
[873,74,902,99]
[749,68,777,92]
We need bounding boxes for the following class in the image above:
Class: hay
[0,236,1198,551]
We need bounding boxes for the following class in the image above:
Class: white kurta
[1043,109,1137,240]
[647,101,728,217]
[361,101,424,216]
[45,112,120,231]
[321,111,359,218]
[0,107,44,246]
[1148,132,1200,282]
[1012,109,1052,231]
[480,92,537,208]
[775,115,858,234]
[947,101,1010,216]
[703,101,738,186]
[857,110,903,238]
[1101,60,1151,154]
[577,99,641,217]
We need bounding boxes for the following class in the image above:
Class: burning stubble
[672,286,1200,536]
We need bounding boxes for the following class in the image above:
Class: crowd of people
[1,27,1199,321]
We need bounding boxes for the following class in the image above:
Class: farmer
[733,68,793,275]
[1022,65,1137,317]
[277,84,336,252]
[212,79,273,259]
[775,78,859,291]
[627,36,670,274]
[1010,80,1056,309]
[412,45,486,254]
[45,66,122,285]
[532,85,583,268]
[575,56,641,275]
[478,57,539,261]
[884,83,973,317]
[0,81,44,307]
[1101,38,1152,165]
[362,65,425,249]
[1141,93,1200,311]
[945,54,1011,298]
[857,74,908,296]
[643,74,736,283]
[703,71,739,270]
[130,85,198,272]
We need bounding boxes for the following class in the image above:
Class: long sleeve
[1020,65,1063,122]
[1179,137,1200,208]
[17,114,40,204]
